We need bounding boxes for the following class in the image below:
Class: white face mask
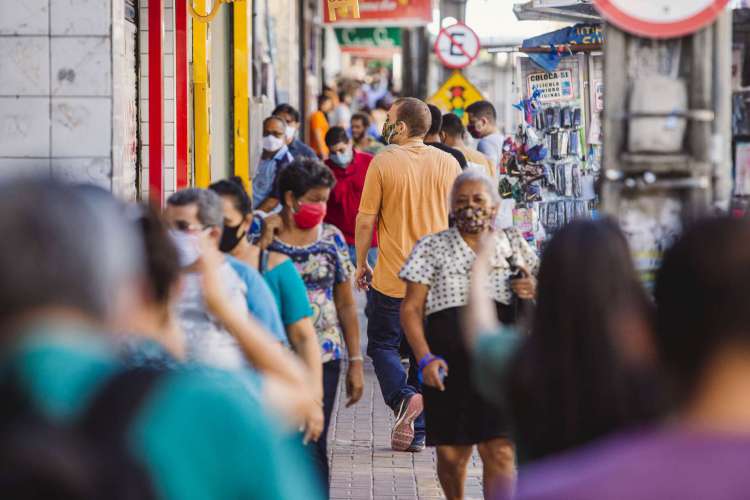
[262,134,286,153]
[284,125,297,142]
[169,229,201,268]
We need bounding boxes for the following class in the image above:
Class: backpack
[0,367,163,500]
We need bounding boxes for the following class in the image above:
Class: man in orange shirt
[355,97,462,452]
[309,94,334,159]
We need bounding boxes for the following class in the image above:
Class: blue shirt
[253,146,293,208]
[288,139,317,160]
[227,255,287,345]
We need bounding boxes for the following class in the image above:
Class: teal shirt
[5,326,323,500]
[262,258,314,327]
[226,255,288,345]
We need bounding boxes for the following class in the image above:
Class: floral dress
[268,224,354,362]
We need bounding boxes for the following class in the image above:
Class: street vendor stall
[499,20,604,249]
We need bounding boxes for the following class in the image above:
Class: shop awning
[513,0,601,23]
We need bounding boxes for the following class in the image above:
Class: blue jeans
[348,244,378,270]
[365,289,425,439]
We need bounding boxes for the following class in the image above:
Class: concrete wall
[0,0,136,190]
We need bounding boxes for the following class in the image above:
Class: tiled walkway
[327,292,484,499]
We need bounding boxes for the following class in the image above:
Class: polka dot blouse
[399,227,539,317]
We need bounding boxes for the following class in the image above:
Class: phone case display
[503,56,600,249]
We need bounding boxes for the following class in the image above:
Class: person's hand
[258,213,282,250]
[355,263,373,291]
[462,234,500,349]
[510,266,536,300]
[196,234,228,316]
[302,403,325,444]
[422,358,449,392]
[346,360,364,407]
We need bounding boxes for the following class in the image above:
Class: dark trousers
[311,359,341,491]
[365,289,425,437]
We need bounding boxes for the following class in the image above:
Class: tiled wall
[139,0,177,201]
[0,0,114,187]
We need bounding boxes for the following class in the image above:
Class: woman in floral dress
[267,158,365,490]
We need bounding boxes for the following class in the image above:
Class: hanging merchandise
[505,43,603,246]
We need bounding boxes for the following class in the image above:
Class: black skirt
[422,303,513,447]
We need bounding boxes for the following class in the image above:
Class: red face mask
[293,202,327,229]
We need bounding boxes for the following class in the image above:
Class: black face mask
[219,223,246,253]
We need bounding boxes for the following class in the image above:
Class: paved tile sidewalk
[328,358,484,500]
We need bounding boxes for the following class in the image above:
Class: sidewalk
[328,293,484,499]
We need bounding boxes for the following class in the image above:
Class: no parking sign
[434,22,481,69]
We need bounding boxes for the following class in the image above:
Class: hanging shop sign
[434,22,481,69]
[593,0,730,39]
[527,69,575,103]
[323,0,432,26]
[428,71,484,124]
[334,27,401,57]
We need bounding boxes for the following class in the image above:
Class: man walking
[273,103,317,160]
[441,112,496,179]
[424,104,467,169]
[466,100,504,170]
[253,116,294,212]
[355,97,461,452]
[351,112,385,155]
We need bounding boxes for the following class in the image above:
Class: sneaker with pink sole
[391,394,423,452]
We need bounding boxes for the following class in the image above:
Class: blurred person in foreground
[424,104,467,169]
[355,97,462,452]
[0,178,323,500]
[273,103,317,160]
[253,116,295,213]
[441,112,496,179]
[209,177,324,443]
[267,158,365,488]
[466,101,504,170]
[465,219,662,470]
[323,126,378,269]
[351,112,385,155]
[400,171,538,499]
[513,217,750,500]
[164,188,288,371]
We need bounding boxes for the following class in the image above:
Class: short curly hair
[276,158,336,207]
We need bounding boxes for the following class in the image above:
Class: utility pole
[599,11,732,287]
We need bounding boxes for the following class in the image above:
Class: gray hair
[449,170,501,207]
[0,178,144,328]
[167,188,223,228]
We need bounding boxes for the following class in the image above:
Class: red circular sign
[434,22,481,69]
[594,0,730,39]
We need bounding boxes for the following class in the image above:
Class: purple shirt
[513,428,750,500]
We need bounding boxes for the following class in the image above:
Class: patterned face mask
[382,120,400,145]
[451,206,494,234]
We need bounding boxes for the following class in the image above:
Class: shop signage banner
[334,27,401,56]
[527,69,575,103]
[522,24,603,72]
[428,71,484,124]
[323,0,432,26]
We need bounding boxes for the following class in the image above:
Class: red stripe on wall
[175,0,189,190]
[148,0,164,206]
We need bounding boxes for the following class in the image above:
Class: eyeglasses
[173,220,208,233]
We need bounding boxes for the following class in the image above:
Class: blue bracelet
[417,353,447,384]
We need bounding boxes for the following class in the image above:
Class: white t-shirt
[477,132,504,169]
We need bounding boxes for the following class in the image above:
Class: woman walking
[400,171,539,500]
[266,158,365,490]
[209,177,324,444]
